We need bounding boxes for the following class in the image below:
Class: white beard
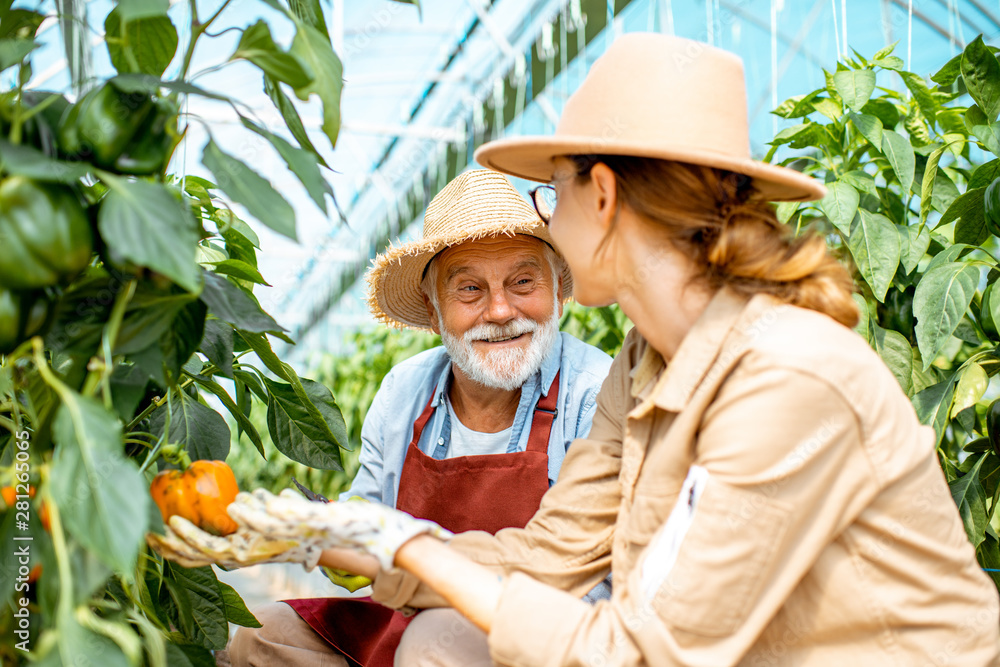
[441,308,560,392]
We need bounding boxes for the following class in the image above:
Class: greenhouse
[3,0,1000,665]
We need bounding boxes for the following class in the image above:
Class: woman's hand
[229,489,453,570]
[147,515,325,570]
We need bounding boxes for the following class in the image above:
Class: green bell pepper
[0,177,93,288]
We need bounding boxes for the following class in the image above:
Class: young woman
[156,34,1000,665]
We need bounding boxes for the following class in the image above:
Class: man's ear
[556,274,564,317]
[422,293,441,335]
[589,162,619,233]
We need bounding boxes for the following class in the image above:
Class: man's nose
[483,288,516,324]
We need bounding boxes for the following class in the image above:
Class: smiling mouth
[478,333,528,344]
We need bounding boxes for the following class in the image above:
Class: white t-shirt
[445,396,513,458]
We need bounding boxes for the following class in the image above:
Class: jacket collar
[631,287,755,413]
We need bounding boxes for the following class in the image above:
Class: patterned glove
[228,489,453,570]
[146,515,324,571]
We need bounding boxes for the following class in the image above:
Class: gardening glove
[322,496,374,592]
[146,515,324,571]
[228,488,453,570]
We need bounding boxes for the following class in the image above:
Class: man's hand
[146,515,325,570]
[229,489,453,570]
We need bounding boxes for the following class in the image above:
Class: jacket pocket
[638,473,792,637]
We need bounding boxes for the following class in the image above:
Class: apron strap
[410,372,560,457]
[526,371,560,454]
[409,388,438,449]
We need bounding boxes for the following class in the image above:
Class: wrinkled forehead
[433,234,550,279]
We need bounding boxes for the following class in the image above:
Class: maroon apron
[284,373,560,667]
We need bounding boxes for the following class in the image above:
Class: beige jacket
[374,288,1000,666]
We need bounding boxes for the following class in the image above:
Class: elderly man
[225,169,612,666]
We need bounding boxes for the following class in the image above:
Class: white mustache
[463,319,537,344]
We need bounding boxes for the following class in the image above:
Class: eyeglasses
[529,185,557,224]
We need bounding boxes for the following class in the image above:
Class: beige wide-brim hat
[475,33,826,202]
[366,170,573,330]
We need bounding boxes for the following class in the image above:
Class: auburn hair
[571,155,859,328]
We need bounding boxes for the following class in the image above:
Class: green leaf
[910,347,939,395]
[812,97,842,121]
[939,186,987,233]
[913,262,980,368]
[265,376,345,469]
[848,112,882,147]
[871,323,912,394]
[199,317,234,378]
[208,259,268,285]
[840,170,877,196]
[105,7,178,77]
[0,36,36,70]
[962,35,1000,121]
[165,643,217,667]
[852,293,871,341]
[873,41,899,61]
[912,376,956,444]
[49,395,149,573]
[931,53,963,86]
[165,564,228,650]
[110,73,232,103]
[950,454,989,548]
[966,104,1000,156]
[0,138,91,182]
[848,210,900,302]
[953,362,989,417]
[51,609,132,667]
[860,97,900,129]
[231,20,312,89]
[115,0,169,21]
[881,130,915,195]
[289,21,343,149]
[954,198,990,247]
[218,580,262,628]
[971,159,1000,189]
[192,374,265,458]
[99,179,202,293]
[149,390,231,461]
[819,181,859,236]
[200,271,284,334]
[240,117,332,214]
[202,139,296,241]
[263,74,327,166]
[109,363,149,421]
[159,299,208,384]
[901,225,931,275]
[900,71,938,124]
[977,533,1000,589]
[833,69,877,112]
[871,56,904,71]
[919,143,947,228]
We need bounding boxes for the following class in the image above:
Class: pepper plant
[0,0,351,664]
[765,36,1000,588]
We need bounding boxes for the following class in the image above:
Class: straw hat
[366,170,573,330]
[475,33,826,202]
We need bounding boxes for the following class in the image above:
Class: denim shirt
[343,332,613,507]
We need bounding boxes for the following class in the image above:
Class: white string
[841,0,848,56]
[831,0,841,60]
[951,0,966,47]
[664,0,674,35]
[706,0,714,45]
[907,0,912,70]
[771,0,778,136]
